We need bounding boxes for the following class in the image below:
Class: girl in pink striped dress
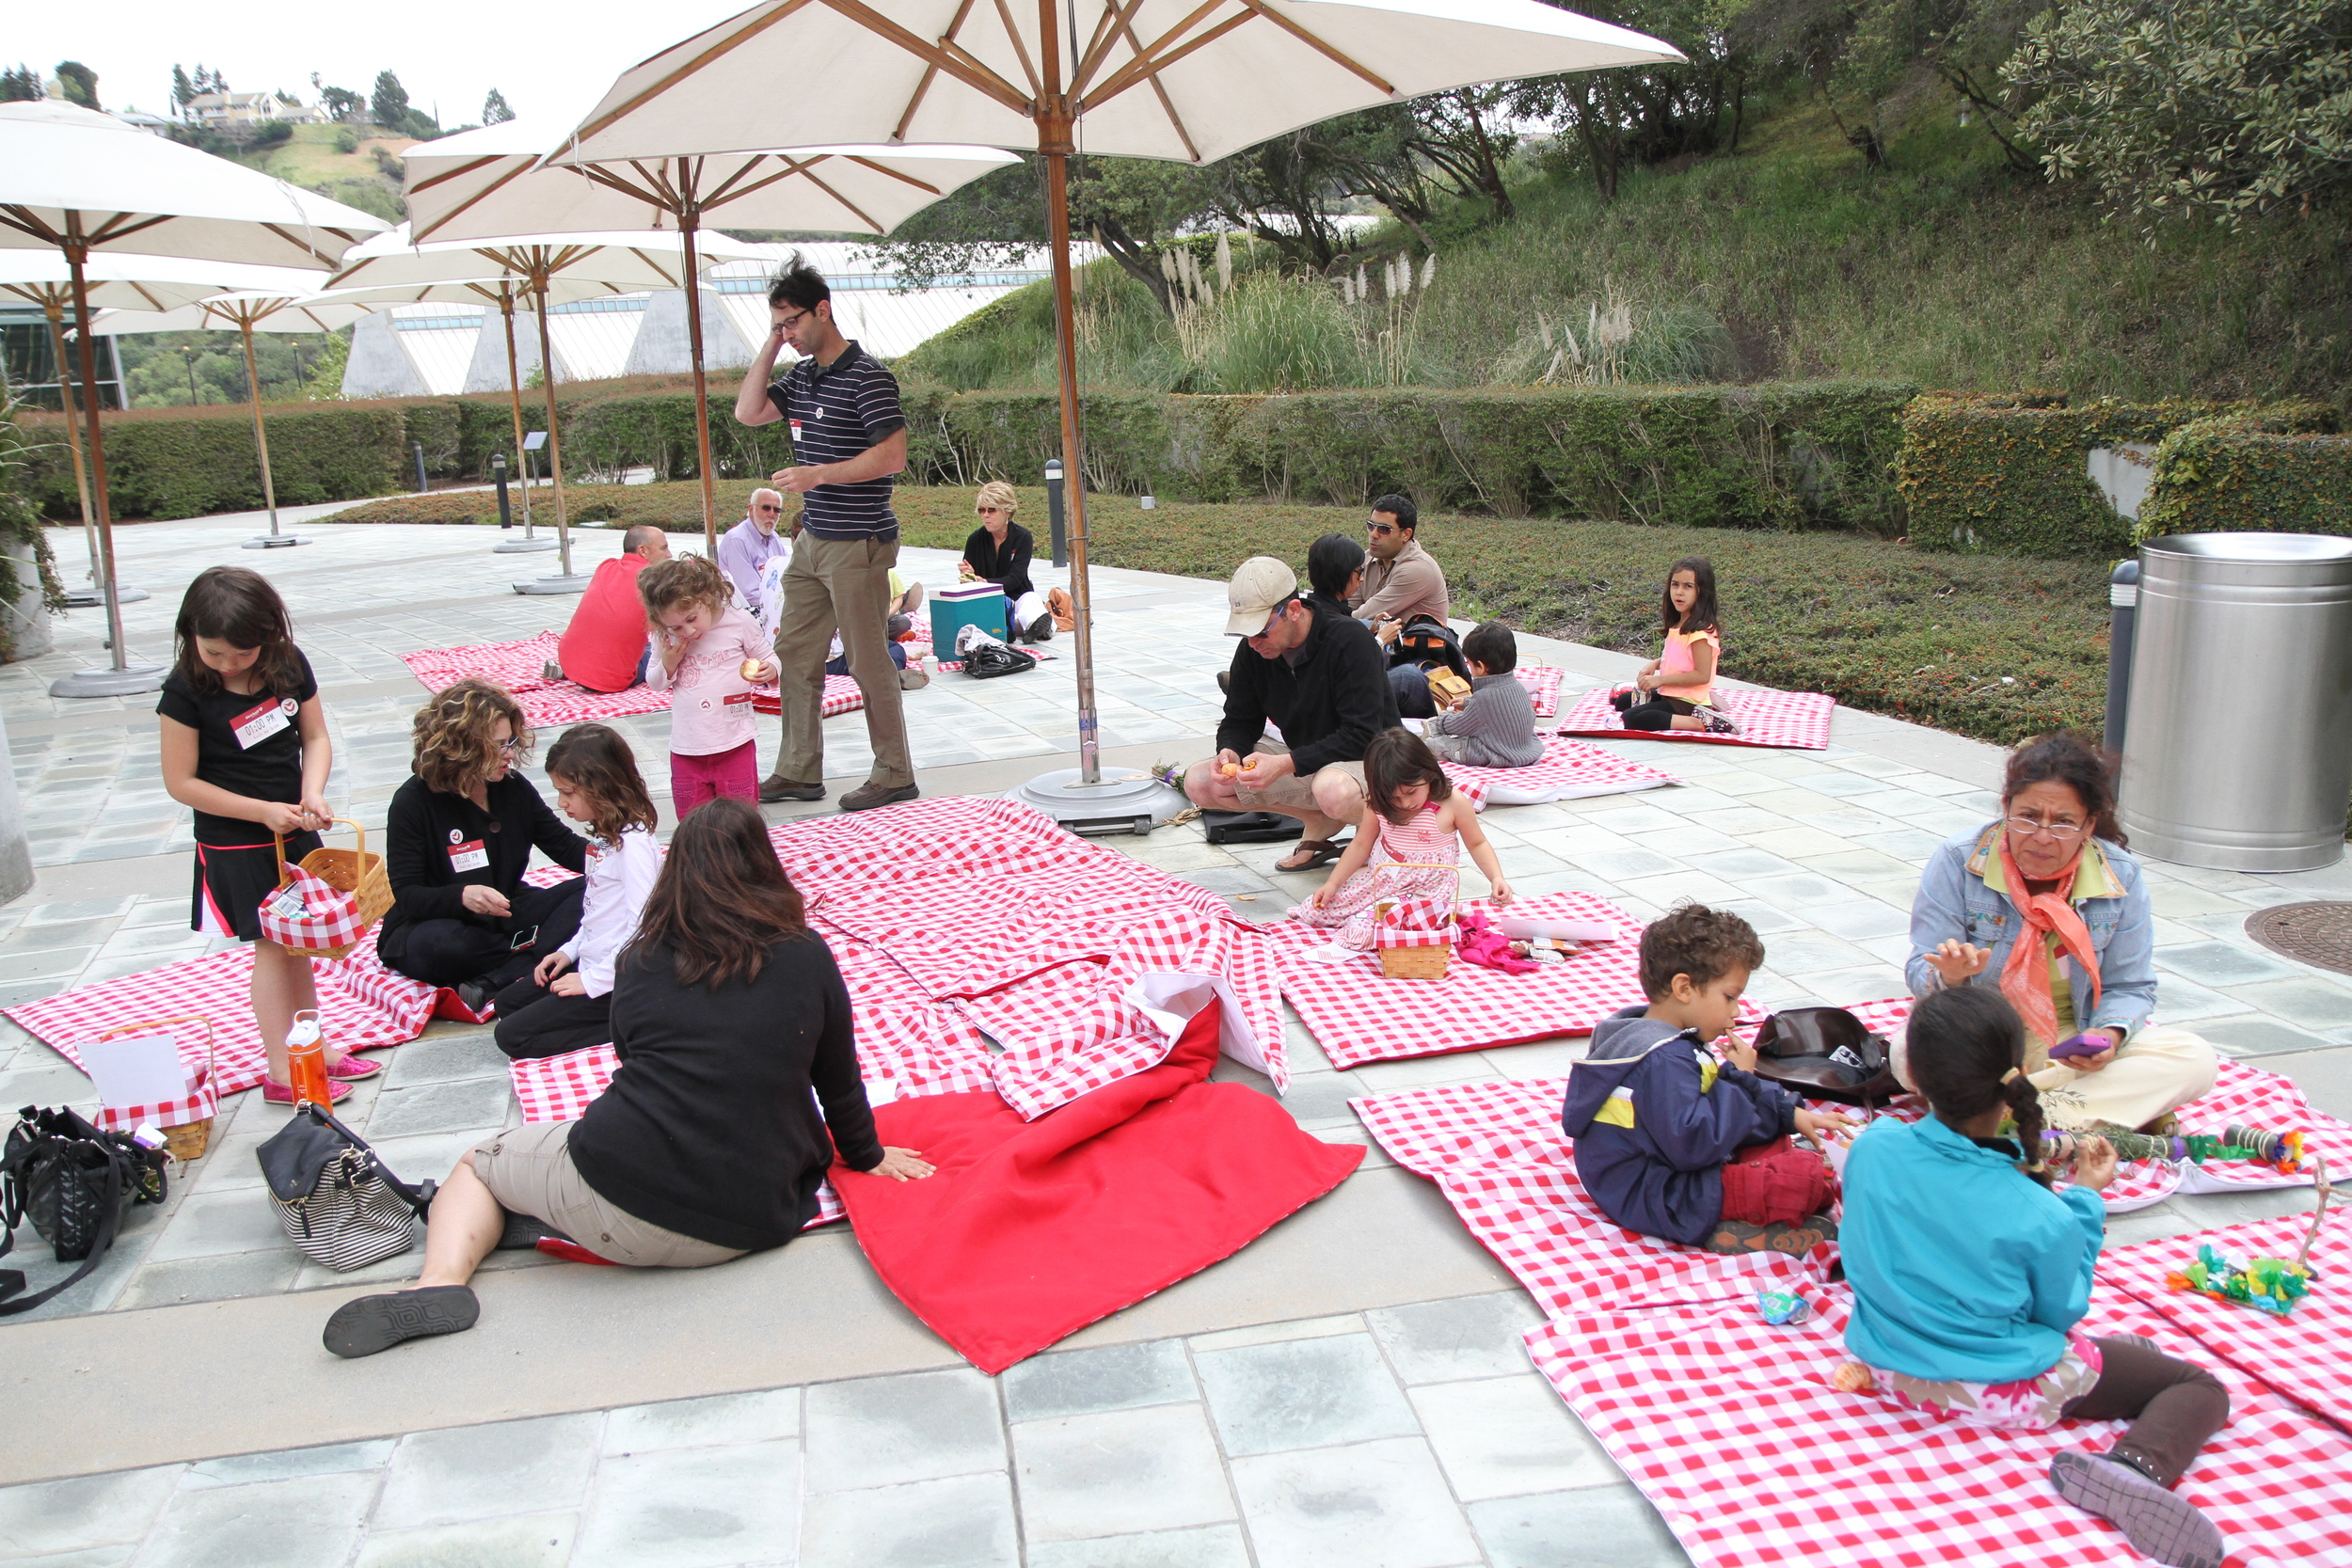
[1294,730,1514,948]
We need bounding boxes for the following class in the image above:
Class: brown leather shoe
[840,781,919,813]
[758,775,825,803]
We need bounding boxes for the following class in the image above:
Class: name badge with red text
[448,839,488,872]
[723,691,753,707]
[231,697,297,750]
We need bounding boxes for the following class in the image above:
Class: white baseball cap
[1224,556,1298,637]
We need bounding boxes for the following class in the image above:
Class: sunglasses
[755,504,782,515]
[1367,522,1397,536]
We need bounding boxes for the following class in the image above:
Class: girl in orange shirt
[1614,555,1740,735]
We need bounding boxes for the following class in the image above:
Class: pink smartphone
[2050,1032,2110,1061]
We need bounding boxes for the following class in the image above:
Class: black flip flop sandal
[323,1285,480,1359]
[1275,837,1350,873]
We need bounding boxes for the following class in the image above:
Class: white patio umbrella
[0,99,387,696]
[303,274,646,548]
[0,251,322,605]
[402,119,1018,551]
[328,225,768,592]
[92,291,371,549]
[557,0,1681,825]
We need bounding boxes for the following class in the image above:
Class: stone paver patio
[2,500,2347,1567]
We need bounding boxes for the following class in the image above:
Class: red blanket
[833,1002,1363,1373]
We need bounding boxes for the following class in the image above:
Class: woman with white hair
[961,480,1052,641]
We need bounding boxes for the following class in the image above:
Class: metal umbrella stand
[556,0,1680,831]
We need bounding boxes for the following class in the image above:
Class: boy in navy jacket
[1562,904,1851,1255]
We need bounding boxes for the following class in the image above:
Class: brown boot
[840,781,919,813]
[758,775,825,803]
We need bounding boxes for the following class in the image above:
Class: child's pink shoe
[325,1054,383,1082]
[262,1079,352,1105]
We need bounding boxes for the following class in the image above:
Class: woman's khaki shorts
[470,1122,745,1269]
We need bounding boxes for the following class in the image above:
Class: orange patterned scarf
[1996,836,2102,1047]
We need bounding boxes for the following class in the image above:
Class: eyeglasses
[1367,522,1397,536]
[774,307,814,332]
[755,504,782,515]
[2005,816,2084,841]
[495,736,521,755]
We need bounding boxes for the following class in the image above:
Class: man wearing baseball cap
[1184,555,1399,873]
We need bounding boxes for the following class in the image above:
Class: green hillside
[230,122,408,222]
[904,94,2352,405]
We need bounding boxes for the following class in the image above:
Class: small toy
[2041,1121,2307,1176]
[1756,1289,1813,1325]
[2163,1153,2331,1318]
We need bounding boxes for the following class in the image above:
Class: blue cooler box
[930,583,1008,651]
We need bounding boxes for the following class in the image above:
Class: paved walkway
[2,502,2347,1567]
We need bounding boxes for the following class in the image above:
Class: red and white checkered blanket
[1353,1076,1824,1311]
[3,929,447,1100]
[1525,1294,2352,1568]
[1558,684,1836,750]
[401,632,863,727]
[1512,665,1565,718]
[1282,893,1764,1070]
[507,1044,844,1227]
[1442,735,1682,810]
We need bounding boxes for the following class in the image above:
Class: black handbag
[1749,1006,1904,1108]
[0,1104,169,1316]
[256,1102,437,1272]
[962,643,1038,680]
[1201,809,1306,845]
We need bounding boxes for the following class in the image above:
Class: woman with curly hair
[376,679,589,1012]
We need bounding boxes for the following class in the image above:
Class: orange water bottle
[286,1009,332,1109]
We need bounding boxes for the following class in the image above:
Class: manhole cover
[2245,901,2352,975]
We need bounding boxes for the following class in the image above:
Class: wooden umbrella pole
[235,314,283,537]
[680,198,721,557]
[1039,106,1100,781]
[500,290,532,530]
[39,300,102,590]
[530,266,573,577]
[64,239,129,673]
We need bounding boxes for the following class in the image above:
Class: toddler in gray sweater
[1423,623,1545,768]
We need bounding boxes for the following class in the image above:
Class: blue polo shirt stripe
[766,341,906,541]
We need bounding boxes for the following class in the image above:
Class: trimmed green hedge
[21,405,407,520]
[1893,393,2259,557]
[2137,407,2352,539]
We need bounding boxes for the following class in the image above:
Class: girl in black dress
[158,567,381,1104]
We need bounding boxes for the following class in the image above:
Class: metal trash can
[2121,532,2352,871]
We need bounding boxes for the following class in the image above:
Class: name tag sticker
[230,697,294,750]
[449,839,488,872]
[723,691,753,706]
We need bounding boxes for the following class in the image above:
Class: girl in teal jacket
[1837,988,2231,1568]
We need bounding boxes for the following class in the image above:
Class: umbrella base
[493,537,561,554]
[513,574,596,595]
[243,535,310,549]
[1009,768,1189,838]
[63,585,149,609]
[51,661,167,700]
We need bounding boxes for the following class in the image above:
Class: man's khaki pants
[771,532,912,790]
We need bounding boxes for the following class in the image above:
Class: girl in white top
[492,724,662,1060]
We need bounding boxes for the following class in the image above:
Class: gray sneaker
[898,666,930,691]
[2049,1450,2225,1568]
[541,659,564,683]
[840,781,919,813]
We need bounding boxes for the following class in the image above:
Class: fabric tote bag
[256,1102,436,1271]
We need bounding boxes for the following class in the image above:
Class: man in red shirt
[549,527,672,692]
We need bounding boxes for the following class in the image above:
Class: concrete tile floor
[3,502,2350,1565]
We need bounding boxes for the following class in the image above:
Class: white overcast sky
[9,2,756,129]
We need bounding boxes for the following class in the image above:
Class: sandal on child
[262,1079,352,1105]
[1276,838,1351,874]
[323,1285,480,1359]
[2049,1450,2225,1568]
[324,1054,383,1082]
[1703,1213,1835,1257]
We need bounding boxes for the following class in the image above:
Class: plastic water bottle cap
[287,1019,321,1047]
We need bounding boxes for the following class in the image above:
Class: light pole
[179,343,199,405]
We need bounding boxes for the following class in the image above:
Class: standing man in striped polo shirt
[733,255,917,812]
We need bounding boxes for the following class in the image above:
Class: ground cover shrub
[17,404,407,520]
[2137,408,2352,540]
[336,481,2109,746]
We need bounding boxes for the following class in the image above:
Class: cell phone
[2050,1032,2110,1061]
[508,926,540,952]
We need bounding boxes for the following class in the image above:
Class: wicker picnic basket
[270,817,393,961]
[97,1014,218,1161]
[1373,863,1459,981]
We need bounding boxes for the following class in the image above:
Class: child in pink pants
[640,555,779,817]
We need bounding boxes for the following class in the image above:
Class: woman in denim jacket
[1905,732,2217,1132]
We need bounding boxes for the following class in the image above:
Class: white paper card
[1495,916,1623,943]
[1124,971,1271,1080]
[80,1033,193,1108]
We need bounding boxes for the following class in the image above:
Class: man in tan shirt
[1350,493,1452,717]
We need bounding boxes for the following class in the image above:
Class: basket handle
[98,1014,217,1094]
[272,816,364,878]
